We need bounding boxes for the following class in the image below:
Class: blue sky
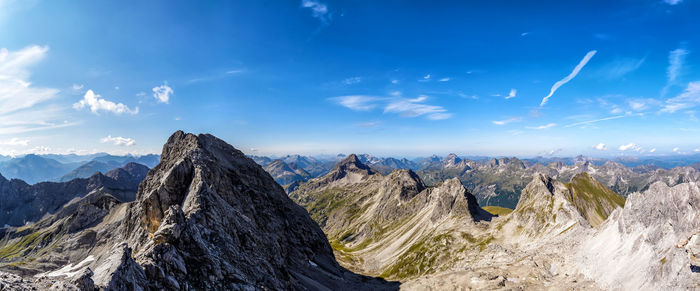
[1,0,699,157]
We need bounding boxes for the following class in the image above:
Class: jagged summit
[324,153,377,182]
[444,153,461,164]
[429,178,492,223]
[506,173,589,237]
[120,131,394,290]
[375,169,427,204]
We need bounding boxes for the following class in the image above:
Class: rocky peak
[326,153,377,180]
[122,131,392,290]
[508,174,589,237]
[383,169,426,201]
[444,153,461,165]
[428,178,491,222]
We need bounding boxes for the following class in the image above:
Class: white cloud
[72,84,84,91]
[627,98,659,111]
[593,143,607,150]
[547,149,562,156]
[664,0,682,5]
[384,95,451,120]
[618,143,641,152]
[0,45,79,134]
[564,115,627,128]
[332,95,379,111]
[355,121,380,128]
[492,117,521,125]
[0,45,59,115]
[301,0,330,23]
[333,94,451,120]
[100,135,136,147]
[342,76,361,85]
[521,32,530,37]
[0,137,29,146]
[673,147,681,153]
[661,81,700,113]
[391,79,399,84]
[598,57,645,79]
[526,123,556,130]
[650,148,657,153]
[439,77,450,82]
[458,92,478,99]
[540,50,597,106]
[505,88,517,99]
[667,48,688,84]
[152,83,173,104]
[73,90,138,115]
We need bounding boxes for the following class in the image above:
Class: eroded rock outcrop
[116,131,395,290]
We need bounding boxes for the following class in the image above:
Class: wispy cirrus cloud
[667,48,688,83]
[355,121,380,128]
[301,0,331,23]
[664,0,682,5]
[564,115,627,128]
[0,45,80,135]
[540,50,597,106]
[0,137,29,146]
[342,77,362,85]
[526,123,556,130]
[0,45,59,116]
[331,95,380,111]
[660,81,700,113]
[597,56,645,79]
[100,135,136,146]
[492,117,521,125]
[74,90,139,115]
[384,95,452,120]
[332,94,452,120]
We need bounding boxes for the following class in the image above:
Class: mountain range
[289,155,699,289]
[0,133,698,289]
[254,152,700,211]
[0,154,159,184]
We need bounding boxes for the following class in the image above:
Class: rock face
[576,181,700,289]
[118,131,395,290]
[0,162,148,227]
[505,174,590,238]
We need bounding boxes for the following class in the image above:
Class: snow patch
[36,255,95,278]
